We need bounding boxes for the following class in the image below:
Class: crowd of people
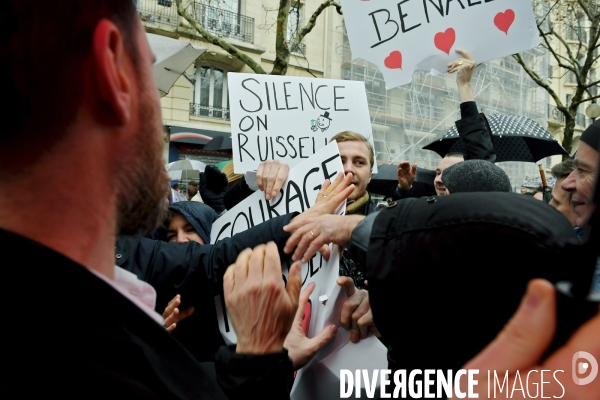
[1,1,599,399]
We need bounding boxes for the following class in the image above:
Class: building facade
[138,0,593,192]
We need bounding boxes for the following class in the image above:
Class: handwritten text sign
[211,142,345,344]
[340,0,540,88]
[228,73,376,174]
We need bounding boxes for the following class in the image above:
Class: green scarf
[345,191,370,215]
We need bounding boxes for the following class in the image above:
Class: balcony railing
[548,104,566,123]
[137,0,178,26]
[290,41,306,54]
[136,1,254,44]
[190,104,230,120]
[190,2,254,43]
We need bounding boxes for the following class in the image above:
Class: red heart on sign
[434,28,455,55]
[384,51,402,69]
[494,9,515,35]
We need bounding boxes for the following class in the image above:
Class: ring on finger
[458,60,463,66]
[310,230,315,238]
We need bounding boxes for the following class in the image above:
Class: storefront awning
[169,126,230,145]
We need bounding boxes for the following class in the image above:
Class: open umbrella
[147,33,206,97]
[203,136,233,152]
[165,159,206,180]
[423,114,569,162]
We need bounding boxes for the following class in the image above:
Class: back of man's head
[329,131,375,169]
[442,159,512,194]
[0,1,138,172]
[445,152,464,160]
[551,159,575,180]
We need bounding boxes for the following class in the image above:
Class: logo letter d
[572,351,598,385]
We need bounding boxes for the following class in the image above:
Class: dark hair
[0,1,139,150]
[172,183,180,190]
[551,159,575,179]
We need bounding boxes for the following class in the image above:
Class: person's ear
[368,168,372,183]
[91,19,133,126]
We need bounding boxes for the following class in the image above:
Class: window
[566,70,577,84]
[288,2,305,53]
[191,65,230,120]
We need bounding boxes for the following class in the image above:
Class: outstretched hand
[284,281,338,370]
[451,279,600,398]
[397,161,417,191]
[224,242,302,355]
[162,294,195,333]
[338,276,380,343]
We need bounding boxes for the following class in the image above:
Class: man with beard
[0,1,311,398]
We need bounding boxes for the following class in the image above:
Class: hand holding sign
[341,0,539,88]
[283,282,338,370]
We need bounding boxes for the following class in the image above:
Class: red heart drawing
[434,28,455,55]
[494,9,515,35]
[384,51,402,69]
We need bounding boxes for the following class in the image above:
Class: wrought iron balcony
[136,1,254,44]
[137,0,178,26]
[548,104,566,123]
[190,2,254,43]
[290,41,306,54]
[190,104,230,120]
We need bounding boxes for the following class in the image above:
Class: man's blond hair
[329,131,375,168]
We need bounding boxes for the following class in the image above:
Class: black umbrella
[203,136,232,152]
[367,164,436,196]
[423,114,569,162]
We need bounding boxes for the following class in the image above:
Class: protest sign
[211,141,345,344]
[210,142,387,400]
[340,0,540,88]
[227,73,376,174]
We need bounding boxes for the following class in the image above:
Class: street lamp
[585,103,600,122]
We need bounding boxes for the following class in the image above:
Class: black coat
[387,101,496,201]
[2,229,293,399]
[346,193,597,397]
[115,213,296,362]
[199,165,228,213]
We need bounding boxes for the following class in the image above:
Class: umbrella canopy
[423,114,569,162]
[203,136,233,152]
[367,164,436,196]
[147,33,205,97]
[165,159,206,181]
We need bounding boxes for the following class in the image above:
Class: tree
[175,0,342,76]
[514,0,600,155]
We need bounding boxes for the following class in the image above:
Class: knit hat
[580,119,600,152]
[442,159,512,194]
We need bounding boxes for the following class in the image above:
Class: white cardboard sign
[340,0,540,89]
[227,73,376,174]
[210,142,387,399]
[211,141,345,345]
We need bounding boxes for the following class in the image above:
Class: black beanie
[580,119,600,152]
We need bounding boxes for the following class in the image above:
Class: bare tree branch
[175,0,267,74]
